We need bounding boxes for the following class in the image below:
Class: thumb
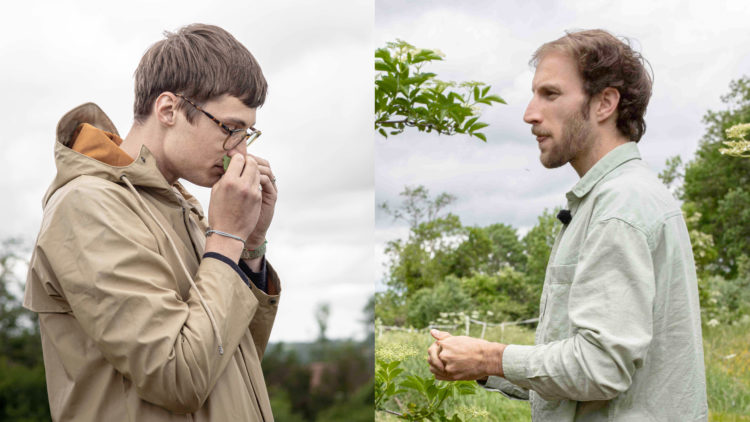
[430,329,451,340]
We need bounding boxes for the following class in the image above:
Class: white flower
[707,319,720,327]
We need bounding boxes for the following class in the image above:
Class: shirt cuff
[478,375,530,401]
[501,344,535,390]
[239,256,268,293]
[202,252,251,288]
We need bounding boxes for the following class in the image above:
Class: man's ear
[595,87,620,123]
[153,92,179,127]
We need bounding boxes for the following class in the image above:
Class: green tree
[381,186,462,294]
[374,290,408,327]
[375,39,505,141]
[521,209,561,316]
[0,238,50,421]
[460,267,533,321]
[406,277,472,328]
[682,76,750,276]
[481,223,527,273]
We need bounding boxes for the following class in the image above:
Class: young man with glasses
[24,24,280,421]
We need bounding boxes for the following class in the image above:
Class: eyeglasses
[175,93,261,150]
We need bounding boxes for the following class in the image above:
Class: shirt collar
[566,142,641,202]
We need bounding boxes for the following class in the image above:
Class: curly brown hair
[531,29,653,143]
[133,24,267,125]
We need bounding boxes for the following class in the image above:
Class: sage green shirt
[484,142,708,421]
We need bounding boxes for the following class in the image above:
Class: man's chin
[540,154,567,169]
[184,168,223,187]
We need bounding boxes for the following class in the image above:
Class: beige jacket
[24,103,280,421]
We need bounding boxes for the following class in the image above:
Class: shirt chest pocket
[538,264,576,344]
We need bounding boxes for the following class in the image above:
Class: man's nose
[523,98,541,125]
[228,140,248,157]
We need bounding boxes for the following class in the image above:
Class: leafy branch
[375,358,477,421]
[375,39,505,142]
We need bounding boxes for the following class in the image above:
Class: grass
[376,321,750,421]
[704,321,750,420]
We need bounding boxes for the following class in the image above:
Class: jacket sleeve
[40,183,260,414]
[246,262,280,361]
[501,218,655,401]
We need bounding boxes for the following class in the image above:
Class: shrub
[407,277,471,328]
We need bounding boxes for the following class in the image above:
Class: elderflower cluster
[719,141,750,157]
[375,343,419,363]
[725,123,750,140]
[456,406,491,419]
[433,311,466,326]
[720,123,750,157]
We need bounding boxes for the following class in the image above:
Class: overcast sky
[0,0,373,342]
[375,0,750,289]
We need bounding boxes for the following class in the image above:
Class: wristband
[241,239,267,260]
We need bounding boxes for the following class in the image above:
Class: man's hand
[244,153,277,250]
[427,329,506,381]
[206,152,263,261]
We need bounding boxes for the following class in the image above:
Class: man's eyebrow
[532,83,561,93]
[224,117,249,128]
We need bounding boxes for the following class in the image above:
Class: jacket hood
[44,103,203,217]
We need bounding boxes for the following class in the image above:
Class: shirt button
[269,299,277,305]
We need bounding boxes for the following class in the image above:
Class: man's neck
[571,131,629,177]
[120,123,177,184]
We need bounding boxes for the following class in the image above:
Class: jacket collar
[44,103,204,218]
[565,141,641,202]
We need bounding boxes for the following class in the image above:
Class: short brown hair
[133,24,267,124]
[531,29,653,142]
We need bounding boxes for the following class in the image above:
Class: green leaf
[481,86,490,96]
[470,122,489,132]
[378,128,388,138]
[463,116,479,131]
[375,48,392,63]
[455,381,477,395]
[483,94,507,104]
[474,132,487,142]
[375,62,392,72]
[400,375,427,393]
[473,86,480,101]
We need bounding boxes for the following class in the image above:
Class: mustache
[531,127,551,137]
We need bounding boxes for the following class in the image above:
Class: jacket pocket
[539,264,576,344]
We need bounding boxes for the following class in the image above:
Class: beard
[540,105,592,169]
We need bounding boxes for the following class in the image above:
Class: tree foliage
[379,186,561,326]
[0,239,50,421]
[381,186,462,294]
[682,76,750,276]
[375,39,505,141]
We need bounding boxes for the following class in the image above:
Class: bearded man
[428,29,708,421]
